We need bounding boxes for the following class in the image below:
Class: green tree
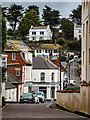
[69,5,82,25]
[5,4,24,31]
[60,18,74,40]
[42,5,60,27]
[2,16,7,52]
[25,5,39,15]
[18,9,41,38]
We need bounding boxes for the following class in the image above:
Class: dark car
[20,93,34,103]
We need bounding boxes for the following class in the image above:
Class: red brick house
[4,40,33,102]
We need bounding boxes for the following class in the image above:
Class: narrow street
[69,60,81,86]
[2,102,85,119]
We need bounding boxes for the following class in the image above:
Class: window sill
[12,59,16,61]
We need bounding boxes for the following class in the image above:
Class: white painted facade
[74,24,81,40]
[32,69,64,100]
[29,25,52,41]
[35,49,59,59]
[82,0,90,82]
[5,88,17,102]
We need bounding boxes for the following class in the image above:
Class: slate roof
[5,82,16,90]
[5,40,33,52]
[33,57,57,69]
[36,44,60,50]
[7,72,23,84]
[31,26,47,30]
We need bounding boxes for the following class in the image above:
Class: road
[2,102,86,119]
[69,60,81,86]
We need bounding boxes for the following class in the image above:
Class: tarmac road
[2,102,86,119]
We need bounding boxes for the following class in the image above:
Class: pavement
[69,60,81,86]
[2,102,86,119]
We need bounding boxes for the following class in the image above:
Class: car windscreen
[22,93,32,97]
[36,92,42,95]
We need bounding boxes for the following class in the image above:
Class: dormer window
[12,53,15,60]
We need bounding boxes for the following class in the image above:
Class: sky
[2,1,81,29]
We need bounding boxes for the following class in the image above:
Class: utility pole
[59,47,61,90]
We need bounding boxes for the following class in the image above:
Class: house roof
[31,26,47,30]
[5,82,16,90]
[7,72,23,84]
[50,59,66,72]
[36,44,60,50]
[5,40,33,52]
[33,57,58,69]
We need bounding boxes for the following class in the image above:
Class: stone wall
[56,84,90,115]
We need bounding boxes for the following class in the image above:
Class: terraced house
[35,44,60,60]
[4,40,33,102]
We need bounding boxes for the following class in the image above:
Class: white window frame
[51,72,54,81]
[41,72,45,82]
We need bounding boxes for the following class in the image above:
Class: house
[74,24,81,40]
[82,0,90,83]
[35,43,60,59]
[29,25,52,41]
[5,72,23,102]
[4,40,33,101]
[32,57,60,100]
[0,54,8,98]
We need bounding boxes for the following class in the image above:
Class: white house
[82,0,90,83]
[74,24,81,40]
[0,54,8,98]
[29,25,52,41]
[35,44,60,59]
[32,57,65,100]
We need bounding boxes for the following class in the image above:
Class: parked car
[20,93,39,104]
[67,79,76,86]
[35,92,45,103]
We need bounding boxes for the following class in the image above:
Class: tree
[25,5,39,15]
[69,5,82,25]
[2,16,7,52]
[5,4,24,31]
[60,18,74,40]
[18,9,41,38]
[42,5,60,27]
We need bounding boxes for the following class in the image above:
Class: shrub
[64,86,80,90]
[2,96,5,107]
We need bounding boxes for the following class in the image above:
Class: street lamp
[59,47,61,90]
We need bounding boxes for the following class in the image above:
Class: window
[39,50,41,53]
[40,31,44,35]
[12,53,15,60]
[16,70,20,76]
[45,50,47,53]
[51,73,54,81]
[39,37,44,40]
[32,32,36,35]
[83,24,85,37]
[41,73,45,82]
[54,50,57,53]
[32,37,36,40]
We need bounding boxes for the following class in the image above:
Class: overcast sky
[2,1,81,29]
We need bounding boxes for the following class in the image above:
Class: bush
[64,86,80,90]
[2,96,5,107]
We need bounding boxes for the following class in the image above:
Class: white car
[35,92,45,103]
[67,79,76,86]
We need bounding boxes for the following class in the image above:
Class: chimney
[55,39,56,46]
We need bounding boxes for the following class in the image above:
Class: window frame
[16,70,20,76]
[41,72,45,82]
[12,53,15,60]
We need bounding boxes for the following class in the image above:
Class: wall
[5,88,17,102]
[56,85,90,115]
